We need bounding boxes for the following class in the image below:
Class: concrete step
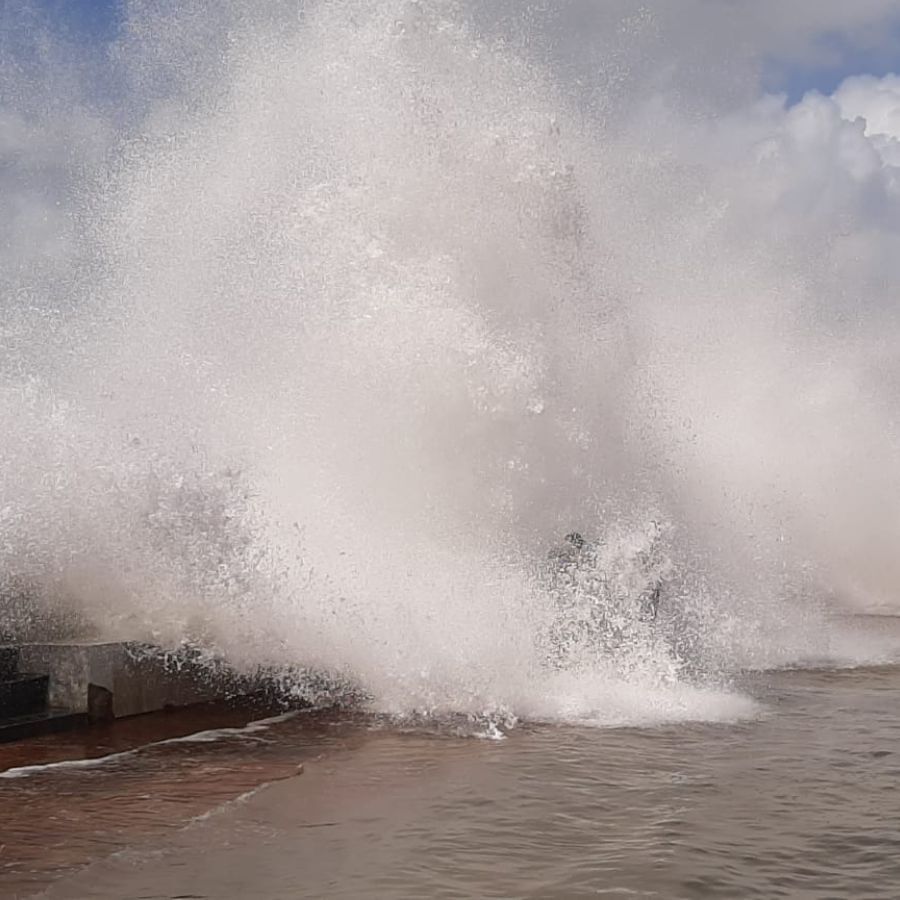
[0,708,89,745]
[0,674,49,718]
[0,646,17,680]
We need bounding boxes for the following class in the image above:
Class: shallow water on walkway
[5,667,900,899]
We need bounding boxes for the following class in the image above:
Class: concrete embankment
[0,641,241,743]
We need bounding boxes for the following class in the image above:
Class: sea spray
[1,1,899,724]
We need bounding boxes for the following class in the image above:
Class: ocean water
[1,656,900,898]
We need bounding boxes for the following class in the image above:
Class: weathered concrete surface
[17,642,226,720]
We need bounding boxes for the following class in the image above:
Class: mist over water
[3,0,900,725]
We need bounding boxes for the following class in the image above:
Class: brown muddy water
[3,667,900,899]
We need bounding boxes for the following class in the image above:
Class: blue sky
[36,0,121,39]
[771,37,900,102]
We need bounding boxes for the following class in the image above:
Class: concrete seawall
[0,641,250,742]
[17,642,228,719]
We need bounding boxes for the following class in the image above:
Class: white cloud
[832,73,900,166]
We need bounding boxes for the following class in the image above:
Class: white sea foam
[0,711,300,779]
[518,671,760,728]
[0,748,141,780]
